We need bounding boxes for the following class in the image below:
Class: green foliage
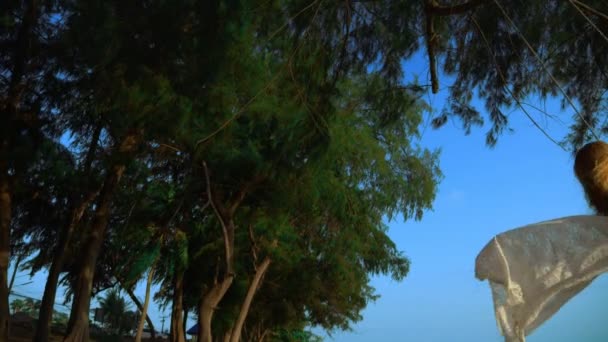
[10,298,40,317]
[432,0,608,148]
[7,0,608,340]
[98,288,133,335]
[123,243,161,288]
[58,0,441,337]
[272,329,324,342]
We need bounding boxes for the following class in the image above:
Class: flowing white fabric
[475,215,608,342]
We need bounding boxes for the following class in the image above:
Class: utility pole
[161,313,167,334]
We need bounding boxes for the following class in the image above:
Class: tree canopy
[1,0,607,341]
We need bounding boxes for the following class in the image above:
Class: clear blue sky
[9,54,608,341]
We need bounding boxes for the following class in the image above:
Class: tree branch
[7,0,37,106]
[427,0,485,16]
[228,176,264,215]
[424,3,439,94]
[202,161,233,274]
[248,224,259,269]
[424,0,487,94]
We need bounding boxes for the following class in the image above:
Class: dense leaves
[1,0,607,341]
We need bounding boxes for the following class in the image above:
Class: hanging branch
[492,0,601,141]
[248,224,259,270]
[470,16,566,151]
[424,0,487,93]
[427,0,486,16]
[425,2,440,94]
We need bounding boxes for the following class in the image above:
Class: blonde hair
[575,141,608,215]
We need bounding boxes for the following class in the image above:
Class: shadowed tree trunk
[37,122,102,342]
[35,121,101,340]
[0,158,11,340]
[197,277,233,342]
[7,253,23,294]
[197,209,234,342]
[258,329,270,342]
[197,162,260,342]
[64,132,140,341]
[182,308,188,338]
[34,188,98,342]
[63,167,124,341]
[1,0,39,339]
[197,212,235,342]
[229,257,271,342]
[135,261,157,342]
[170,271,185,342]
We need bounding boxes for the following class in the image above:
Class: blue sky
[9,54,608,341]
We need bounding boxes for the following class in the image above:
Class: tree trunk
[63,191,118,341]
[1,0,38,335]
[123,285,155,340]
[200,162,253,342]
[0,161,12,340]
[1,1,39,339]
[35,191,97,342]
[64,133,139,341]
[7,253,23,294]
[170,272,185,342]
[258,329,270,342]
[63,168,122,341]
[182,309,188,337]
[135,262,156,342]
[229,257,271,342]
[197,277,234,342]
[35,240,66,341]
[36,123,101,341]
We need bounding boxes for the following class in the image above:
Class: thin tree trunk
[135,262,157,342]
[35,191,97,342]
[258,329,270,342]
[35,240,67,340]
[182,309,188,338]
[36,123,101,342]
[199,162,256,342]
[170,272,185,342]
[229,257,271,342]
[123,285,155,340]
[63,169,122,341]
[0,161,12,340]
[7,254,23,294]
[64,133,139,341]
[199,165,234,342]
[197,277,234,342]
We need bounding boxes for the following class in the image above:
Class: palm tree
[98,288,132,335]
[10,298,26,314]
